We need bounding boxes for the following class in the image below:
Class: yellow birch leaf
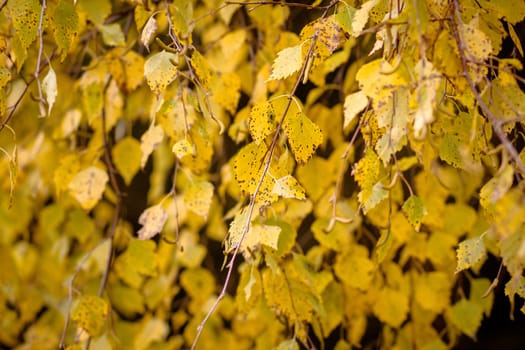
[68,166,109,210]
[190,50,213,88]
[71,295,108,337]
[268,43,304,81]
[372,287,409,328]
[52,0,79,61]
[455,236,486,273]
[137,205,167,240]
[249,101,276,144]
[335,253,375,291]
[335,1,356,35]
[60,109,82,138]
[172,138,195,160]
[351,0,378,36]
[42,67,57,116]
[184,180,214,218]
[115,239,158,288]
[414,272,450,313]
[314,16,346,53]
[112,136,141,185]
[462,17,492,61]
[140,124,164,168]
[211,72,240,113]
[141,15,157,51]
[7,0,40,59]
[277,339,299,350]
[144,51,178,94]
[232,142,267,194]
[225,207,250,254]
[479,164,513,210]
[448,299,484,339]
[508,23,524,57]
[101,23,126,47]
[283,111,323,164]
[78,0,110,25]
[413,59,440,139]
[272,175,306,200]
[109,49,145,92]
[344,91,368,128]
[134,317,169,350]
[401,195,427,231]
[0,67,11,88]
[242,224,282,252]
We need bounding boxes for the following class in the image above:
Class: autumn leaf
[137,205,168,240]
[68,166,109,210]
[268,43,304,81]
[140,124,164,168]
[283,111,323,164]
[144,51,178,94]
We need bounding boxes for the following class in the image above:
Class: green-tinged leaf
[0,67,11,88]
[71,295,108,337]
[108,283,145,317]
[448,299,484,339]
[268,43,304,81]
[68,166,109,210]
[115,239,158,288]
[78,0,110,25]
[277,339,299,350]
[7,0,41,52]
[335,1,356,34]
[53,0,79,61]
[137,205,167,240]
[101,23,126,47]
[402,195,427,231]
[455,236,486,273]
[144,51,179,94]
[112,136,141,185]
[372,287,409,328]
[180,267,215,300]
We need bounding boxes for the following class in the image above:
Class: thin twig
[224,0,330,9]
[450,0,525,177]
[34,0,47,115]
[59,239,110,349]
[190,14,328,350]
[83,79,124,350]
[325,119,362,232]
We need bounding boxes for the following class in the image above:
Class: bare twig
[59,239,110,349]
[34,0,47,116]
[224,1,330,9]
[325,119,362,232]
[190,12,331,350]
[450,0,525,177]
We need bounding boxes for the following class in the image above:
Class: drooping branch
[450,0,525,177]
[190,1,341,346]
